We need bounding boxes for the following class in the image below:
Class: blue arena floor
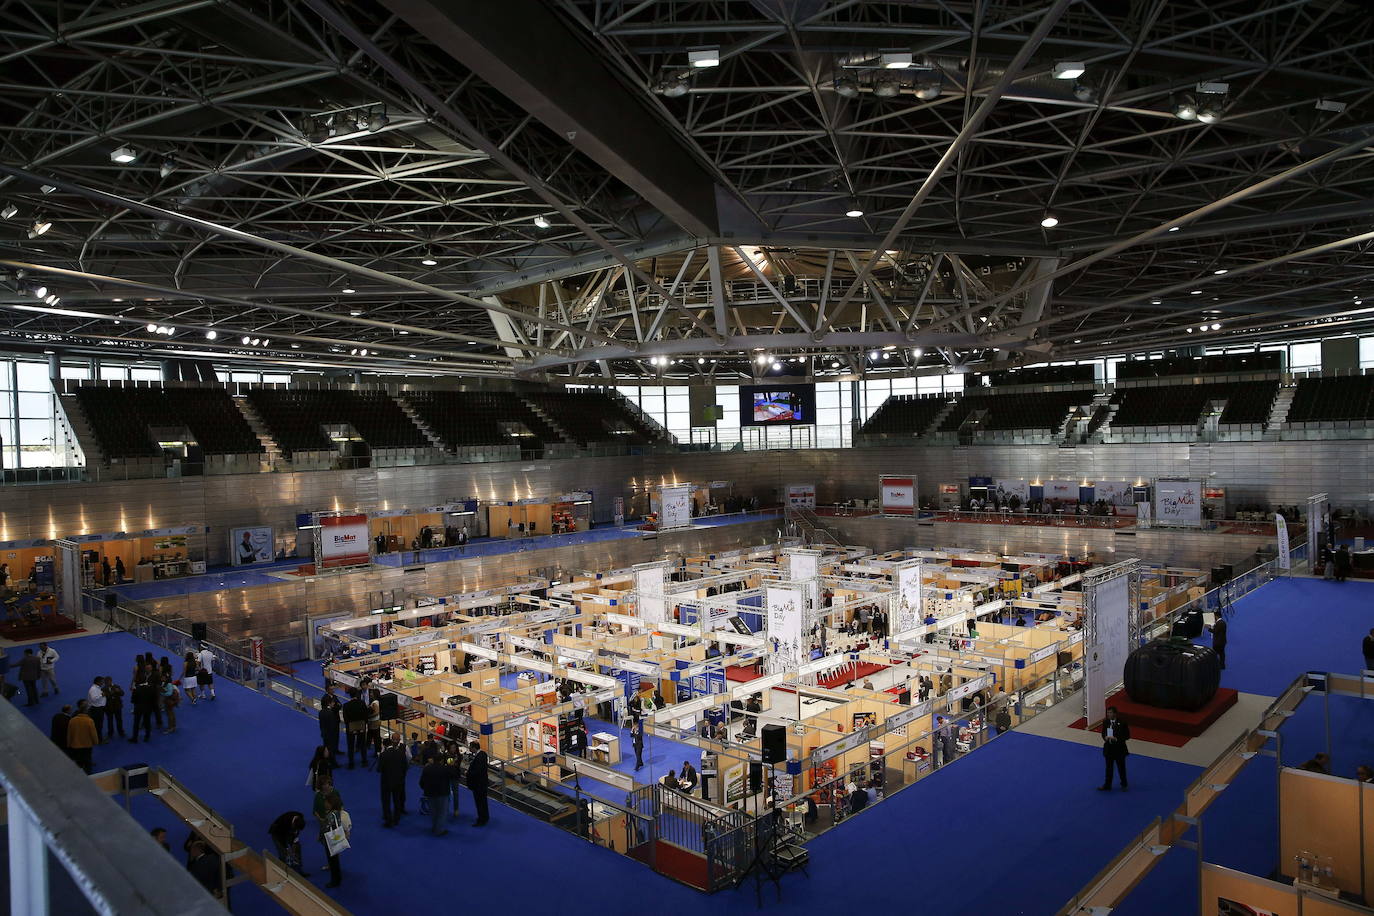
[11,575,1365,915]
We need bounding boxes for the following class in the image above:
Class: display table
[590,732,620,765]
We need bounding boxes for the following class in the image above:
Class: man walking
[18,648,41,706]
[66,700,99,773]
[195,644,216,700]
[631,718,645,771]
[1209,616,1228,670]
[420,754,452,837]
[377,736,409,827]
[1097,706,1131,791]
[85,676,107,743]
[37,642,59,697]
[50,704,72,758]
[466,740,490,826]
[130,677,157,744]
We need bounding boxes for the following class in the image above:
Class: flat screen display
[739,384,815,425]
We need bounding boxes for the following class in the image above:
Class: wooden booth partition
[1278,768,1366,896]
[1200,863,1298,916]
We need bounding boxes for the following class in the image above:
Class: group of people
[658,759,699,792]
[1320,543,1353,582]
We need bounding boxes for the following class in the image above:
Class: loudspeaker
[749,761,763,795]
[378,693,399,720]
[191,622,207,641]
[1211,564,1233,587]
[760,724,786,763]
[104,591,118,610]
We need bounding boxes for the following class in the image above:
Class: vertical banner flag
[765,584,805,675]
[894,561,924,635]
[633,560,668,627]
[613,496,625,527]
[1276,513,1290,570]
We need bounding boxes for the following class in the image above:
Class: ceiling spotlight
[341,287,355,294]
[348,309,363,316]
[147,323,159,332]
[1073,81,1097,103]
[914,78,941,101]
[1150,298,1162,305]
[834,77,860,99]
[291,343,300,349]
[250,337,260,345]
[111,146,138,164]
[262,339,270,346]
[846,205,865,218]
[755,354,768,365]
[0,203,16,219]
[1172,94,1198,121]
[771,361,782,371]
[912,347,923,358]
[420,248,438,266]
[1168,225,1181,232]
[1211,323,1221,331]
[868,350,879,359]
[1213,268,1228,275]
[1191,290,1203,295]
[831,361,841,368]
[1073,339,1081,343]
[533,214,551,230]
[872,78,901,98]
[697,357,705,364]
[205,330,217,340]
[350,348,358,356]
[30,216,52,237]
[158,156,176,178]
[881,352,890,359]
[40,184,56,194]
[657,75,690,98]
[1040,214,1059,228]
[32,285,47,299]
[1186,327,1193,333]
[242,336,252,345]
[44,294,59,305]
[880,51,913,70]
[366,110,389,132]
[1053,61,1086,80]
[688,47,720,69]
[1195,103,1222,124]
[359,348,367,356]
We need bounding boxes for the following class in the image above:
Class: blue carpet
[1198,578,1374,696]
[8,630,1204,916]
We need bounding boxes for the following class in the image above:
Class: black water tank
[1123,639,1220,710]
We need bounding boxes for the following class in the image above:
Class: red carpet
[0,613,85,642]
[1069,687,1239,748]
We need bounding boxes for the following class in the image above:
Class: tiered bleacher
[73,386,262,461]
[1287,376,1374,422]
[936,389,1094,433]
[400,391,568,451]
[1115,352,1281,379]
[244,389,428,457]
[1111,381,1277,427]
[858,395,950,437]
[520,389,668,446]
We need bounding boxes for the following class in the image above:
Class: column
[8,793,50,915]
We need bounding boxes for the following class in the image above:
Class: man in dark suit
[1098,706,1130,791]
[1209,616,1228,669]
[466,740,490,826]
[631,719,645,771]
[1362,627,1374,672]
[377,736,409,827]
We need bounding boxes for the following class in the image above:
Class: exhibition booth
[71,525,207,584]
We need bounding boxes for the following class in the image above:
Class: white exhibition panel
[879,475,917,515]
[786,483,816,509]
[783,547,822,627]
[659,485,693,530]
[992,479,1030,504]
[893,561,924,635]
[1154,478,1203,527]
[1084,572,1131,727]
[764,583,805,675]
[1043,479,1079,503]
[633,560,668,627]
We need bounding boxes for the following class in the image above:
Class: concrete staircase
[233,397,283,468]
[1264,385,1295,439]
[55,394,101,467]
[392,394,447,451]
[922,398,960,437]
[1086,393,1119,444]
[520,397,576,445]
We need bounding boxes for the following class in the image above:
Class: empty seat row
[72,386,263,461]
[1287,376,1374,422]
[937,389,1095,433]
[859,395,949,436]
[520,390,668,446]
[400,391,567,450]
[244,389,429,457]
[1111,381,1277,427]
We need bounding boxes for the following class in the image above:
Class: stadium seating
[859,395,949,437]
[936,389,1095,433]
[1111,381,1277,427]
[401,391,567,451]
[72,386,262,461]
[519,389,669,446]
[1287,376,1374,422]
[244,389,428,457]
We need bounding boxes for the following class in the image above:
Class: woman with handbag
[182,651,199,704]
[319,792,351,889]
[160,676,180,734]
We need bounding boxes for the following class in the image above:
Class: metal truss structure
[0,1,1371,381]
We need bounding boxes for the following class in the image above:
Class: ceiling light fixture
[1040,214,1059,228]
[1053,61,1086,79]
[914,77,941,101]
[29,216,52,237]
[833,77,859,99]
[31,285,47,299]
[533,214,551,230]
[846,204,864,218]
[341,287,355,294]
[40,184,55,194]
[656,75,690,98]
[1213,268,1227,275]
[688,47,720,68]
[1072,81,1097,103]
[880,51,913,69]
[1211,323,1221,331]
[110,146,138,164]
[44,294,59,305]
[0,203,16,219]
[755,354,769,365]
[771,361,782,371]
[868,350,879,359]
[831,361,840,368]
[205,330,217,340]
[159,156,176,178]
[872,78,901,98]
[242,336,252,345]
[1191,290,1203,295]
[1172,94,1198,121]
[1195,103,1222,124]
[420,248,438,266]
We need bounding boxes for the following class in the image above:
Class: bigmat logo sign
[319,514,370,569]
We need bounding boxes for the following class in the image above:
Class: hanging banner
[1154,479,1203,528]
[660,485,693,530]
[784,548,821,630]
[613,496,625,527]
[230,526,274,566]
[1276,513,1291,570]
[317,514,371,569]
[1084,572,1131,727]
[1043,480,1079,505]
[893,561,924,635]
[786,484,817,509]
[764,584,804,675]
[879,475,916,516]
[633,560,668,627]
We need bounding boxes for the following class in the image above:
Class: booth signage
[1276,513,1291,570]
[230,526,273,566]
[1028,644,1059,665]
[764,584,805,675]
[610,658,660,677]
[1154,479,1203,528]
[886,700,933,730]
[318,514,371,569]
[556,646,594,663]
[659,484,693,530]
[507,634,543,653]
[879,475,917,516]
[391,633,432,649]
[948,675,992,703]
[428,703,475,729]
[330,671,360,688]
[785,484,817,509]
[813,729,870,763]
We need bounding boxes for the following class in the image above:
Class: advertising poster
[660,485,693,530]
[1085,573,1130,726]
[230,526,274,566]
[992,479,1030,506]
[894,561,924,634]
[1155,479,1203,528]
[786,484,817,509]
[1276,513,1290,570]
[724,762,747,805]
[879,475,916,515]
[1090,481,1137,515]
[318,514,371,569]
[765,584,804,675]
[1044,480,1079,504]
[634,560,668,627]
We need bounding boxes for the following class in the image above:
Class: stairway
[786,505,842,548]
[233,397,284,468]
[55,394,101,467]
[1086,392,1118,444]
[392,394,447,450]
[520,397,576,445]
[922,398,960,437]
[1264,385,1295,440]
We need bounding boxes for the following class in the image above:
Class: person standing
[1209,616,1228,670]
[182,652,199,704]
[419,755,452,837]
[1098,706,1131,791]
[1363,627,1374,673]
[195,644,216,700]
[85,676,107,742]
[377,736,409,828]
[66,700,99,773]
[318,694,341,756]
[267,812,307,875]
[130,677,158,744]
[319,793,351,889]
[466,740,489,826]
[102,676,126,740]
[341,689,370,769]
[161,677,180,734]
[101,557,112,586]
[1335,545,1352,583]
[18,648,41,706]
[37,642,59,697]
[446,750,464,820]
[50,704,72,758]
[114,557,126,583]
[365,689,383,760]
[631,718,645,771]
